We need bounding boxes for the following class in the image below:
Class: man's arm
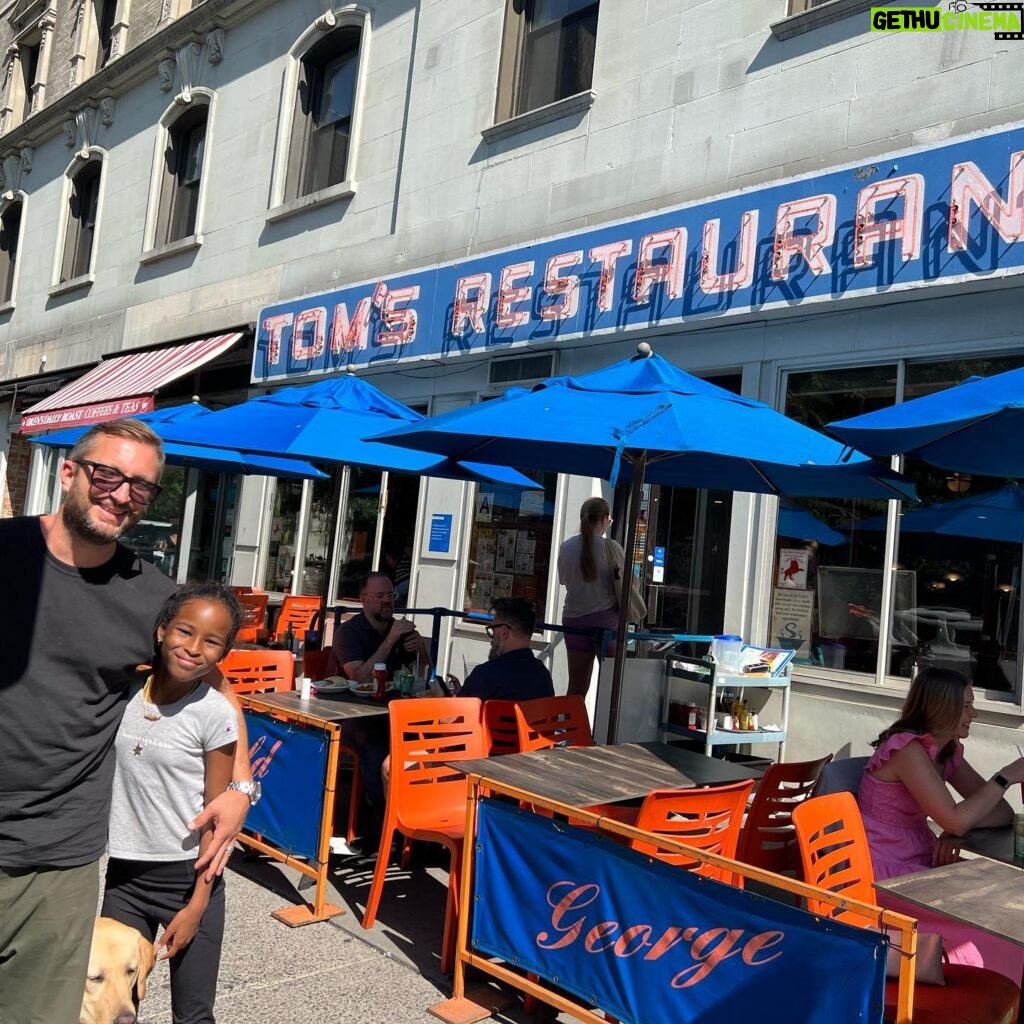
[343,620,426,684]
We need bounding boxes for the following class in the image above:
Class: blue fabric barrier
[243,709,329,862]
[472,798,886,1024]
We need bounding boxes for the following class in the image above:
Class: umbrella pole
[606,455,646,745]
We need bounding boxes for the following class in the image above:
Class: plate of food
[348,680,395,697]
[314,676,350,693]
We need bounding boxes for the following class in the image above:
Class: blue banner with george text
[472,798,886,1024]
[243,709,328,861]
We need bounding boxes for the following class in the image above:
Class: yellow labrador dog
[80,917,155,1024]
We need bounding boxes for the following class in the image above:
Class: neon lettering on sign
[253,124,1024,383]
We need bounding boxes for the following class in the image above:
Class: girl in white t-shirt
[558,497,624,698]
[101,582,241,1024]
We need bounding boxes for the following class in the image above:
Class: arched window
[0,198,23,305]
[60,159,102,283]
[271,8,371,213]
[156,102,207,245]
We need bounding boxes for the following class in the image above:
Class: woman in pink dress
[858,666,1024,979]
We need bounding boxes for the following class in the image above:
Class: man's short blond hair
[67,419,166,475]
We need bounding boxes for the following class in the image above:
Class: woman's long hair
[871,666,969,764]
[578,497,610,582]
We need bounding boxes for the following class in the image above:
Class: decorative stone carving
[158,57,176,91]
[20,147,33,173]
[315,10,337,30]
[63,106,100,159]
[160,0,174,22]
[62,119,76,147]
[206,28,225,65]
[0,148,33,197]
[98,96,115,125]
[174,40,202,104]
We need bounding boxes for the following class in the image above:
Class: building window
[772,355,1024,702]
[285,25,361,200]
[95,0,117,69]
[156,104,207,245]
[0,200,23,305]
[60,159,102,283]
[496,0,599,122]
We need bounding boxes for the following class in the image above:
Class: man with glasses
[0,419,252,1024]
[457,597,554,702]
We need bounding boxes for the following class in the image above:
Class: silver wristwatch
[228,779,262,806]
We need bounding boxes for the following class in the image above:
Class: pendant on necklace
[132,743,143,756]
[142,702,161,722]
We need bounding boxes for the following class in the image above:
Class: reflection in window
[156,104,207,244]
[121,465,186,579]
[263,478,304,592]
[335,466,382,602]
[464,473,557,613]
[61,160,101,282]
[769,365,897,676]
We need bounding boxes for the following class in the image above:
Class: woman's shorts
[563,608,619,654]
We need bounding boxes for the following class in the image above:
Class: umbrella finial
[191,395,201,404]
[635,341,653,359]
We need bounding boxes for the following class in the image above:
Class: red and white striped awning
[20,333,243,433]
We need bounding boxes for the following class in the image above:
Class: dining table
[957,824,1021,867]
[249,687,390,723]
[455,741,765,808]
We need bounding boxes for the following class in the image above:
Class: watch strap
[993,772,1011,790]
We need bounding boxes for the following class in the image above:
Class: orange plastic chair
[273,595,321,643]
[483,699,522,755]
[628,780,754,886]
[514,695,593,751]
[221,649,294,696]
[735,753,833,878]
[235,593,269,645]
[793,793,1020,1023]
[361,697,485,974]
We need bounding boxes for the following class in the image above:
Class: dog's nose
[113,1015,136,1024]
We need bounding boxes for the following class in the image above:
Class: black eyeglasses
[74,460,162,505]
[484,622,510,637]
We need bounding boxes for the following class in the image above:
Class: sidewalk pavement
[134,847,564,1024]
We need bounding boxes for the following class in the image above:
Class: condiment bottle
[372,662,388,702]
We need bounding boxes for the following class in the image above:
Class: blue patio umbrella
[371,345,913,741]
[863,484,1024,545]
[157,375,534,488]
[30,403,327,480]
[778,503,846,546]
[827,366,1024,476]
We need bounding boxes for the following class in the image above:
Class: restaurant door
[187,471,239,582]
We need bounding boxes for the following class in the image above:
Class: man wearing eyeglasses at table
[0,419,253,1024]
[453,598,554,702]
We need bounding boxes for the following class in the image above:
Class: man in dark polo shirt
[458,598,554,701]
[326,572,430,820]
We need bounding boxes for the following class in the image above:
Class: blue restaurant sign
[472,799,886,1024]
[254,122,1024,383]
[243,709,328,861]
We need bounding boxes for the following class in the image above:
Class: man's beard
[368,609,394,627]
[487,640,502,661]
[62,489,133,545]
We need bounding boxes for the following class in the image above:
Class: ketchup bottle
[372,662,388,702]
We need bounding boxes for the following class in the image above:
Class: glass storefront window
[335,466,383,602]
[464,473,557,613]
[187,471,239,583]
[121,465,187,579]
[770,365,898,675]
[263,478,305,592]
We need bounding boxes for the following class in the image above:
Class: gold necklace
[132,676,202,755]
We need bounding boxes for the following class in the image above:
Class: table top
[876,857,1024,947]
[959,824,1017,866]
[457,741,764,808]
[242,689,389,722]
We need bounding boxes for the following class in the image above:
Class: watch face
[250,780,262,803]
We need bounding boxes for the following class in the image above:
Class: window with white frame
[0,198,23,305]
[272,8,371,212]
[70,0,121,83]
[152,101,208,247]
[93,0,117,69]
[59,158,102,283]
[495,0,599,123]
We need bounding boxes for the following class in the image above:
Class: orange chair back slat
[791,792,878,928]
[483,700,521,755]
[629,780,754,885]
[273,595,321,642]
[514,695,593,752]
[235,593,269,645]
[221,649,295,696]
[735,753,833,877]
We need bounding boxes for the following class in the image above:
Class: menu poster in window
[769,588,815,660]
[471,573,493,606]
[777,548,810,589]
[476,531,495,573]
[519,490,545,517]
[492,574,513,600]
[496,530,517,573]
[514,530,536,575]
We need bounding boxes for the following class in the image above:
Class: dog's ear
[135,934,156,1002]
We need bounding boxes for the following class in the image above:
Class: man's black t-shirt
[0,517,175,868]
[459,648,555,702]
[326,611,416,678]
